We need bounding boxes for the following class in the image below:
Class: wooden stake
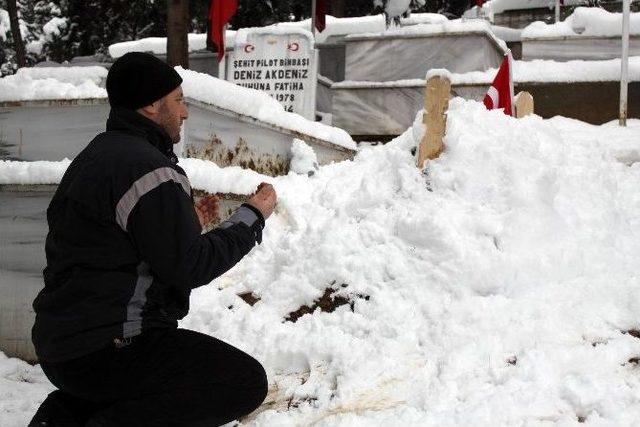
[514,91,534,118]
[417,75,450,168]
[620,0,630,126]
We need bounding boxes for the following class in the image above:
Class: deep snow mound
[181,99,640,425]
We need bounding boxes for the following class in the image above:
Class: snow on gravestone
[230,27,317,120]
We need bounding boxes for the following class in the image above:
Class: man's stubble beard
[158,104,181,144]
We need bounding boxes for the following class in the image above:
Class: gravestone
[230,28,317,120]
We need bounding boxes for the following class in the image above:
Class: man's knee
[242,357,268,413]
[254,361,269,408]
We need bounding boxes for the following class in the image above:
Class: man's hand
[246,183,277,220]
[194,194,220,228]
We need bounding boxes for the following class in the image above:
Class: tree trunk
[166,0,189,67]
[331,0,346,17]
[6,0,26,68]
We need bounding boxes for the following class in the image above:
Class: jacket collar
[106,108,178,164]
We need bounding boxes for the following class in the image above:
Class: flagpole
[311,0,317,38]
[555,0,560,23]
[218,24,227,80]
[620,0,630,126]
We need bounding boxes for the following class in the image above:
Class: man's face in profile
[157,86,189,144]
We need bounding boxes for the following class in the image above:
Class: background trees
[0,0,474,75]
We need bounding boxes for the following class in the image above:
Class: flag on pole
[315,0,326,33]
[483,53,514,116]
[209,0,238,62]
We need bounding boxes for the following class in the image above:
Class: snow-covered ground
[0,66,107,102]
[482,0,584,17]
[522,7,640,39]
[3,98,640,425]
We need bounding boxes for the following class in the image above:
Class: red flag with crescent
[483,53,515,116]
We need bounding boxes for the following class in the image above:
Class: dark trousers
[30,328,268,426]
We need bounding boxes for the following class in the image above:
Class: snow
[0,159,71,185]
[426,68,453,81]
[490,25,522,42]
[178,157,270,195]
[289,139,319,176]
[0,9,9,42]
[397,13,449,26]
[450,57,640,84]
[0,353,54,427]
[42,17,67,38]
[384,0,413,18]
[347,18,495,39]
[0,66,107,102]
[334,56,640,87]
[10,66,107,86]
[3,99,640,425]
[345,18,508,54]
[483,0,584,15]
[107,13,449,54]
[108,32,236,59]
[270,14,446,43]
[176,67,356,151]
[274,15,387,44]
[522,7,640,39]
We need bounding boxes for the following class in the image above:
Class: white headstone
[230,28,317,120]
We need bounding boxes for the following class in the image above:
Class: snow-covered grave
[333,56,640,136]
[331,19,507,138]
[177,67,355,176]
[521,7,640,61]
[4,99,640,425]
[0,182,56,363]
[0,66,109,161]
[0,66,355,172]
[480,0,587,29]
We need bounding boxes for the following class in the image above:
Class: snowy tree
[0,0,67,74]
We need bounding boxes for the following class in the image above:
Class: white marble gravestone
[229,28,317,120]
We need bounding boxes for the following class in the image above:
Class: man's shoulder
[82,130,173,178]
[67,131,176,194]
[97,130,168,162]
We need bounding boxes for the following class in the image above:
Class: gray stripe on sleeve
[123,262,153,339]
[219,206,260,229]
[116,166,191,231]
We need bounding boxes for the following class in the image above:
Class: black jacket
[32,108,264,362]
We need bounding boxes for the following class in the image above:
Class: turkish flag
[483,53,514,116]
[209,0,238,62]
[315,0,326,33]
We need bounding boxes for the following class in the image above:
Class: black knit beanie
[107,52,183,110]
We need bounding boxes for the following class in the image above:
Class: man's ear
[138,102,159,116]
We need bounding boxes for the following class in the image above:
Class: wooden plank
[514,91,534,118]
[417,75,450,168]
